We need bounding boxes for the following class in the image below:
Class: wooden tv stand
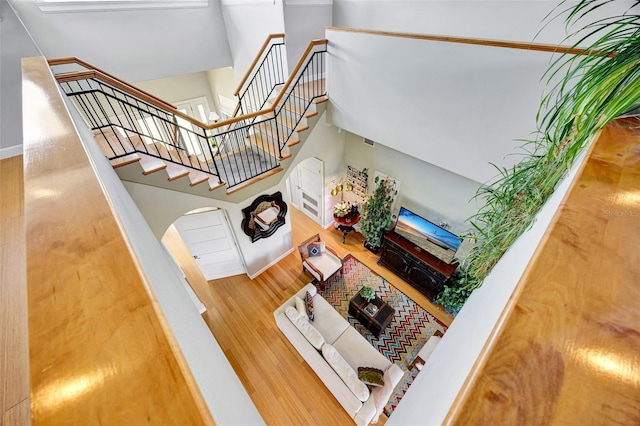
[378,231,458,301]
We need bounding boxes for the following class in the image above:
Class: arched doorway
[166,207,246,281]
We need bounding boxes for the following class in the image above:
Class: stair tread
[208,177,226,192]
[138,153,168,175]
[313,95,329,104]
[111,153,141,168]
[165,163,190,181]
[247,134,277,156]
[188,169,211,187]
[227,166,284,195]
[292,79,326,101]
[94,128,135,157]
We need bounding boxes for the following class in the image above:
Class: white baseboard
[0,144,23,159]
[324,220,336,230]
[248,247,294,279]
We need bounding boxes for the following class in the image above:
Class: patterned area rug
[317,254,447,417]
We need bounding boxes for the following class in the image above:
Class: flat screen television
[394,207,462,263]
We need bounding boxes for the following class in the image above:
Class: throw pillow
[294,296,306,317]
[305,291,315,321]
[322,344,370,402]
[307,243,322,257]
[358,367,385,387]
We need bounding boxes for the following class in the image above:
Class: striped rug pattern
[318,254,447,417]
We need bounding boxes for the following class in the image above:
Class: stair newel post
[274,113,283,160]
[205,127,221,179]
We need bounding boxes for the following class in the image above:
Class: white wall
[205,66,236,115]
[10,0,232,82]
[220,0,286,89]
[0,0,40,155]
[326,28,562,184]
[283,1,332,70]
[122,180,293,279]
[64,96,264,425]
[342,131,482,236]
[332,0,636,46]
[135,71,218,115]
[389,146,589,425]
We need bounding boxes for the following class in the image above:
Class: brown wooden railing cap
[270,39,328,110]
[325,27,587,55]
[47,57,177,110]
[24,55,215,425]
[234,33,286,96]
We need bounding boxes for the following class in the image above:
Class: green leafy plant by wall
[359,176,397,251]
[437,0,640,315]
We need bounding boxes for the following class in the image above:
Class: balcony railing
[234,33,286,116]
[48,37,327,191]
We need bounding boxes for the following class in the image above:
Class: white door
[296,157,323,225]
[174,209,246,280]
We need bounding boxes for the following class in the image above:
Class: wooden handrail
[325,27,588,56]
[234,33,285,96]
[52,66,274,131]
[444,119,640,424]
[270,39,328,109]
[48,38,326,136]
[53,69,212,130]
[48,57,177,110]
[23,56,215,425]
[55,70,96,83]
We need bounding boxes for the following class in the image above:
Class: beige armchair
[297,234,344,289]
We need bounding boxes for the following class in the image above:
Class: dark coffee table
[348,292,395,337]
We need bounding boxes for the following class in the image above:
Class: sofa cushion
[332,326,391,372]
[303,252,342,281]
[294,296,306,317]
[310,294,349,345]
[371,365,404,421]
[322,343,370,402]
[285,306,324,350]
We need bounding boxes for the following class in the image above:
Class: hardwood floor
[164,207,454,425]
[2,152,452,426]
[0,156,29,426]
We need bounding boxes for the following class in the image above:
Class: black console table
[378,231,458,301]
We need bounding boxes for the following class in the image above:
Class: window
[174,97,212,157]
[37,0,208,13]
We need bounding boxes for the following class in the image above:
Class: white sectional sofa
[274,283,404,425]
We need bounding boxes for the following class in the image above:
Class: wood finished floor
[164,208,453,425]
[0,156,30,426]
[2,154,452,425]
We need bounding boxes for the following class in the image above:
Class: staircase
[48,37,327,201]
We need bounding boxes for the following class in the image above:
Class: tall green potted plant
[436,0,640,316]
[359,176,397,253]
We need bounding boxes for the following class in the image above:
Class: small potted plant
[359,176,397,253]
[360,286,375,301]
